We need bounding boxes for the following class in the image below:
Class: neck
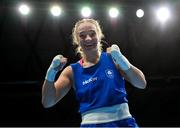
[82,50,101,64]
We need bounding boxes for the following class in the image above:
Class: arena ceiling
[0,0,180,82]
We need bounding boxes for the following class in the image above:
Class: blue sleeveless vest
[70,52,128,114]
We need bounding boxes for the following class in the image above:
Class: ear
[77,37,80,43]
[76,33,80,43]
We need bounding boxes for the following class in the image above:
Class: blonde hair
[72,18,104,58]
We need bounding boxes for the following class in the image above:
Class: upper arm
[54,66,74,102]
[117,64,147,89]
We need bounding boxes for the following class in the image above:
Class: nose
[85,34,92,41]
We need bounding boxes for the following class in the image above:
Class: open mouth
[80,39,98,50]
[84,43,97,49]
[85,44,94,47]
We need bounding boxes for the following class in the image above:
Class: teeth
[86,45,93,46]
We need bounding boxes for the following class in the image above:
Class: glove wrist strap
[45,68,58,82]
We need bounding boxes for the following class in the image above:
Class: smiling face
[77,22,100,52]
[72,19,104,58]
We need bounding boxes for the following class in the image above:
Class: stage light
[18,4,30,15]
[136,9,144,18]
[109,7,119,18]
[50,5,62,16]
[81,6,91,17]
[157,7,170,23]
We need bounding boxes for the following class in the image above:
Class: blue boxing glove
[110,44,131,71]
[45,55,67,82]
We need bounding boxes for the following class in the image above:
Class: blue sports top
[70,52,128,114]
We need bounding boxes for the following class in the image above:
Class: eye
[79,30,97,40]
[79,33,87,39]
[89,31,96,38]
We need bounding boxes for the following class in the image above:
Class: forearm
[110,44,146,89]
[41,55,68,108]
[124,64,147,89]
[42,80,57,108]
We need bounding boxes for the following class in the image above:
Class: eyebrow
[78,29,96,34]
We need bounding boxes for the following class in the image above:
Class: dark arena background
[0,0,180,127]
